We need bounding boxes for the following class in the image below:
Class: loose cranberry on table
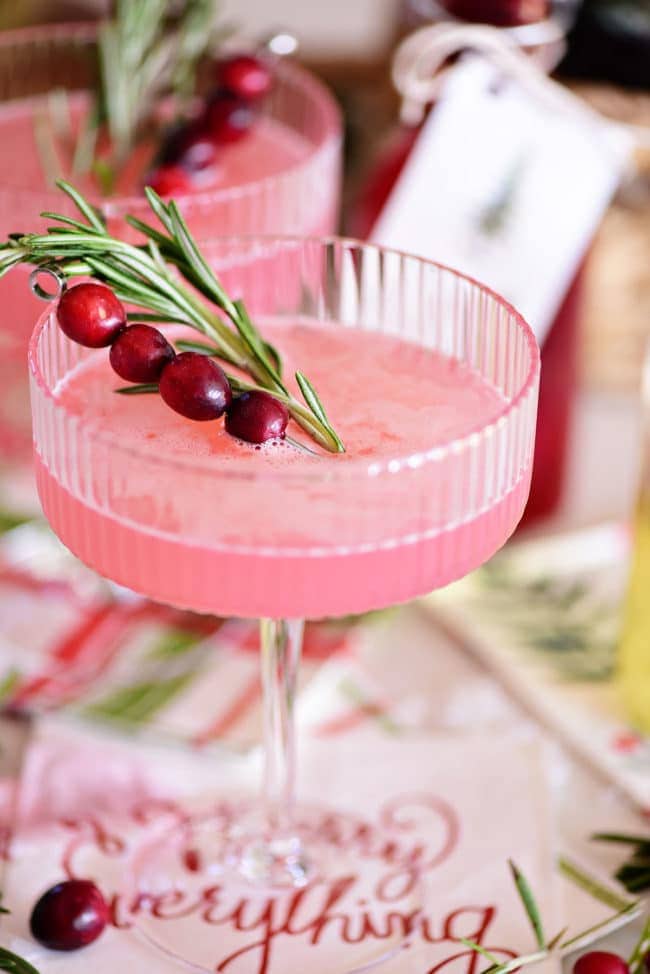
[216,54,273,102]
[110,324,175,383]
[225,390,290,444]
[573,951,630,974]
[203,90,256,144]
[57,282,126,348]
[159,352,232,421]
[30,879,109,951]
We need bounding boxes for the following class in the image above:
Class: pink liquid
[0,96,313,198]
[33,321,532,619]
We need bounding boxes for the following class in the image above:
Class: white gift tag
[372,56,633,346]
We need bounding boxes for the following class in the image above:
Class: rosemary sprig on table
[593,832,650,895]
[461,858,641,974]
[0,181,344,454]
[0,946,40,974]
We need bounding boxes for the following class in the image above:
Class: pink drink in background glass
[28,237,539,970]
[0,24,342,462]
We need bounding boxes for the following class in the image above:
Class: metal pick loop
[29,266,66,302]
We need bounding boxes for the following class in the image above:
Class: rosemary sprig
[593,832,650,895]
[0,181,344,454]
[0,946,40,974]
[461,859,641,974]
[76,0,219,180]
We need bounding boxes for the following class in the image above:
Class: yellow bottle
[618,353,650,733]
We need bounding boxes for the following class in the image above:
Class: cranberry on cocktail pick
[573,951,630,974]
[161,121,218,174]
[148,164,194,198]
[30,879,109,951]
[225,390,289,444]
[216,54,273,102]
[203,91,256,144]
[159,351,232,421]
[57,282,126,348]
[110,324,175,384]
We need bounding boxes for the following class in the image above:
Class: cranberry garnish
[148,164,194,197]
[30,879,109,951]
[203,90,255,144]
[225,390,289,444]
[440,0,549,26]
[161,121,218,174]
[573,952,630,974]
[159,352,232,421]
[57,282,126,348]
[216,54,273,102]
[110,324,175,383]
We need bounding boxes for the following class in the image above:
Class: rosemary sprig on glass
[74,0,220,183]
[0,181,344,454]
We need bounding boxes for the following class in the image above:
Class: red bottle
[350,0,581,528]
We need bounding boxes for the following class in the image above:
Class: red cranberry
[573,952,630,974]
[148,164,194,197]
[162,121,218,174]
[30,879,109,951]
[225,391,289,444]
[203,91,255,144]
[159,352,232,421]
[216,54,273,102]
[109,324,175,383]
[57,282,126,348]
[440,0,549,26]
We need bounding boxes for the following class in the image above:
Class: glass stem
[260,618,304,834]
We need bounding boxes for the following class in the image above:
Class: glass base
[124,801,423,974]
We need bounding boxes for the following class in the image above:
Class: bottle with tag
[349,0,593,528]
[618,348,650,734]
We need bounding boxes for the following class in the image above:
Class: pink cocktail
[29,238,539,970]
[0,24,342,461]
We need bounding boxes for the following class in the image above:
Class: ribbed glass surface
[30,239,539,619]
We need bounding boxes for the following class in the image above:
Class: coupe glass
[0,23,342,462]
[29,237,539,971]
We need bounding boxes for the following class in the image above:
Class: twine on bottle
[391,22,650,151]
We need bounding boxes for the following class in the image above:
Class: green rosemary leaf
[628,916,650,974]
[264,341,282,377]
[166,201,239,320]
[40,213,101,234]
[231,299,286,391]
[125,214,171,248]
[592,833,650,847]
[0,945,41,974]
[459,938,502,967]
[545,927,568,951]
[55,179,105,232]
[175,339,219,355]
[295,372,345,452]
[143,188,176,237]
[508,860,545,950]
[559,856,635,911]
[560,902,640,951]
[115,383,159,395]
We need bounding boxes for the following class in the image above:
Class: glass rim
[0,43,342,213]
[28,234,540,482]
